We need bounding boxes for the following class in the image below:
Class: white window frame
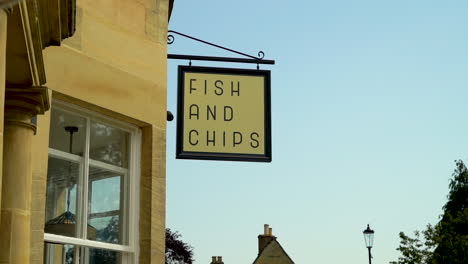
[44,101,141,264]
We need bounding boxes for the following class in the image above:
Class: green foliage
[90,216,119,263]
[431,160,468,263]
[390,229,434,264]
[391,160,468,264]
[63,223,195,264]
[166,228,194,264]
[444,160,468,215]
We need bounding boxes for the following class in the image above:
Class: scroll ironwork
[167,30,275,66]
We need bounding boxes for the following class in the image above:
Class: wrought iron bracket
[167,30,275,67]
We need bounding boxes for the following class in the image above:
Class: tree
[389,229,434,264]
[430,160,468,263]
[166,228,194,264]
[90,216,119,263]
[391,160,468,264]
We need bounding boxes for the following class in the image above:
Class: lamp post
[363,224,374,264]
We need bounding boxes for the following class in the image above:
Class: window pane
[44,244,123,264]
[87,166,126,244]
[88,248,122,264]
[44,243,76,264]
[45,157,80,238]
[90,121,129,168]
[49,108,87,156]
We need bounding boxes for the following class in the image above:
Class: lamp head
[363,224,374,248]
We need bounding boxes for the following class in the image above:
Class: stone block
[118,0,146,35]
[43,46,166,125]
[78,0,119,23]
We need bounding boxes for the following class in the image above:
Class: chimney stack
[258,224,276,254]
[210,256,224,264]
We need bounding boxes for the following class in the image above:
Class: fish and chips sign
[176,66,271,162]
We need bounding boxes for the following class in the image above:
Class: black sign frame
[176,65,272,162]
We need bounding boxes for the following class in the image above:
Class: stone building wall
[27,0,171,263]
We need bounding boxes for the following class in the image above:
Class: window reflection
[88,248,121,264]
[49,109,86,156]
[44,244,75,264]
[45,106,132,260]
[44,244,122,264]
[45,157,80,238]
[87,166,126,244]
[90,121,129,168]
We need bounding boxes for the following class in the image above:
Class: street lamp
[363,224,374,264]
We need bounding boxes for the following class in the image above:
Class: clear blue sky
[166,1,468,263]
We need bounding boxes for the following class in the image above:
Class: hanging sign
[176,66,271,162]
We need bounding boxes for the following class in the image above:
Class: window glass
[49,109,86,156]
[44,244,122,264]
[45,157,80,238]
[45,105,136,263]
[88,248,121,264]
[90,121,129,168]
[87,167,126,244]
[44,243,76,264]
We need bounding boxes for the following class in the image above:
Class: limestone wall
[30,0,170,263]
[0,10,7,219]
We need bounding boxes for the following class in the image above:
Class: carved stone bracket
[0,0,18,13]
[3,6,13,15]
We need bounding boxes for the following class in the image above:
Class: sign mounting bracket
[167,30,275,66]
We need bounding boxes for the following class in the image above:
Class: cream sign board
[176,66,271,162]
